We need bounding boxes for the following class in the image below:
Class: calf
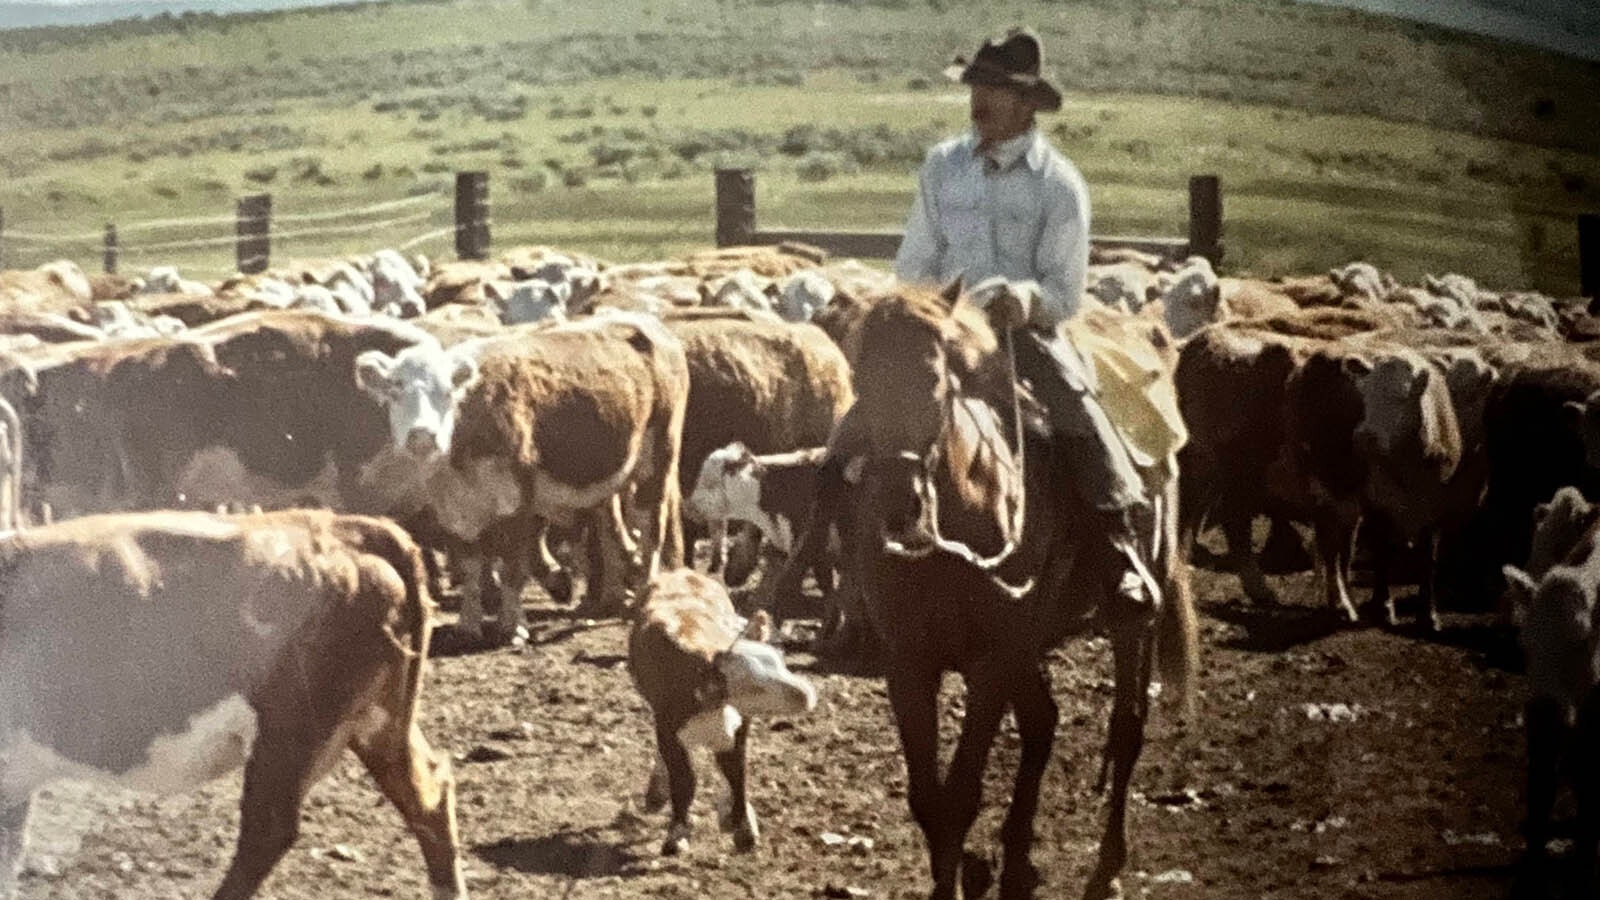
[687,442,834,599]
[628,569,816,856]
[1504,533,1600,886]
[0,509,463,900]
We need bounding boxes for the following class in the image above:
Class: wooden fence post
[1188,174,1222,267]
[103,224,118,275]
[236,193,271,275]
[454,171,490,261]
[715,168,756,248]
[1582,213,1599,301]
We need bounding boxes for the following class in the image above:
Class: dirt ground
[12,531,1569,900]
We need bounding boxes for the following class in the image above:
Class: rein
[881,326,1036,600]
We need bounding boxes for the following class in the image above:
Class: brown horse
[847,282,1197,900]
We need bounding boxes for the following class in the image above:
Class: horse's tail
[1157,474,1200,718]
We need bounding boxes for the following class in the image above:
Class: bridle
[879,326,1036,600]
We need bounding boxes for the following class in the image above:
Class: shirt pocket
[937,176,984,249]
[994,186,1045,268]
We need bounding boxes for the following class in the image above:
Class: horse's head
[849,279,1029,587]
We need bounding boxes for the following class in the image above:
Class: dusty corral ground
[14,533,1569,900]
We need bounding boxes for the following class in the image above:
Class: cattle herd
[0,238,1597,898]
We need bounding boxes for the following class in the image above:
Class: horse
[845,280,1197,900]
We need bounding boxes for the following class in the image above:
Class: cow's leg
[999,664,1057,899]
[723,523,761,589]
[1523,698,1563,873]
[707,518,729,574]
[1367,515,1398,627]
[0,793,31,900]
[1223,509,1275,605]
[885,657,946,899]
[350,722,465,899]
[531,522,574,606]
[1084,615,1154,900]
[1312,507,1360,623]
[1577,694,1600,890]
[453,553,487,642]
[655,720,697,855]
[714,721,758,852]
[1260,513,1313,574]
[494,552,530,640]
[213,725,346,900]
[1421,528,1443,633]
[585,497,636,618]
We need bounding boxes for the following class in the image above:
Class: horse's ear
[937,275,964,312]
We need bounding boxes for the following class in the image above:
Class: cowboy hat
[944,27,1063,113]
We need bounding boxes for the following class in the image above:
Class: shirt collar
[968,127,1045,174]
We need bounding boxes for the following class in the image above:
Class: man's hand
[970,277,1040,331]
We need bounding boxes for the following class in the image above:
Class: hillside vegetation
[0,0,1596,293]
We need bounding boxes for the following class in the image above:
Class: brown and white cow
[0,311,433,521]
[1285,342,1463,625]
[665,314,853,571]
[628,568,817,856]
[354,312,690,636]
[0,509,464,900]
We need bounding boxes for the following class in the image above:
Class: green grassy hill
[1,0,1596,293]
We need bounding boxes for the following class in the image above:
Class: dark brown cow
[0,509,463,899]
[628,568,816,857]
[354,312,690,636]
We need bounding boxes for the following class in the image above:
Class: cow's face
[354,345,479,458]
[1506,565,1600,725]
[1351,356,1430,460]
[1161,267,1221,339]
[687,443,762,523]
[714,614,817,718]
[490,279,569,325]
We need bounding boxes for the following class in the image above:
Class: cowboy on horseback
[802,27,1162,622]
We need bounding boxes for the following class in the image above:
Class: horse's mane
[854,286,1010,408]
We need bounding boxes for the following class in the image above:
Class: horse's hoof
[661,835,689,856]
[1081,875,1123,900]
[732,824,759,853]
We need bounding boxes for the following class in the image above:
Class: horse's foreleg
[936,665,1010,900]
[1000,663,1058,899]
[885,658,947,900]
[1086,617,1154,900]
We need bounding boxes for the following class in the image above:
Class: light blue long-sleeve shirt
[894,128,1090,328]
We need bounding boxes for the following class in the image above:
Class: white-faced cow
[0,509,464,900]
[628,568,817,856]
[1504,522,1600,881]
[354,313,689,637]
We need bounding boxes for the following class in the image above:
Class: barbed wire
[273,193,438,224]
[1,188,479,275]
[2,189,445,245]
[398,225,457,251]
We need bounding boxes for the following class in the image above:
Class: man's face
[970,83,1034,145]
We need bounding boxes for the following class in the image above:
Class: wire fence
[0,178,483,280]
